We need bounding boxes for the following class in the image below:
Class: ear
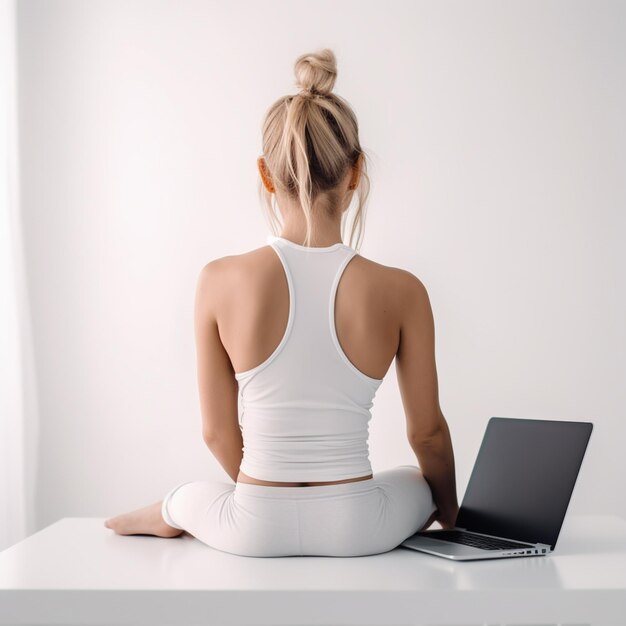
[349,152,363,189]
[257,157,275,193]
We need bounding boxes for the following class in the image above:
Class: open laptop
[401,417,593,561]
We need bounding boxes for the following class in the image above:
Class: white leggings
[160,465,436,557]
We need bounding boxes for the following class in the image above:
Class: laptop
[401,417,593,561]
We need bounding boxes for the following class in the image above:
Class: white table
[0,514,624,626]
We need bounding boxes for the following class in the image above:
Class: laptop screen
[455,417,593,550]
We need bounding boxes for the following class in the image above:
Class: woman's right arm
[395,270,459,529]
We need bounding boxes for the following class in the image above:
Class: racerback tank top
[235,234,385,482]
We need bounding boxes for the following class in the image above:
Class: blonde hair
[258,49,371,251]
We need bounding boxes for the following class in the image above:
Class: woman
[105,48,459,557]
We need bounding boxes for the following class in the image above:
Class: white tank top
[235,234,384,482]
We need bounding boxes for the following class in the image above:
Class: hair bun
[294,48,337,96]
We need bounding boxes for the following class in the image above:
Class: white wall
[15,0,625,531]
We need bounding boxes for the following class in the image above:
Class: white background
[15,0,625,531]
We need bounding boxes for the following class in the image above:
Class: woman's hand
[419,503,460,532]
[435,504,459,530]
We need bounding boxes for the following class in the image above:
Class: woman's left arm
[204,429,244,483]
[194,260,243,483]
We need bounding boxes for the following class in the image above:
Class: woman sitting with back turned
[105,48,459,557]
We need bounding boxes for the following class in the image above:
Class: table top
[1,514,625,626]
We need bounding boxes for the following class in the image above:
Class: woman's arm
[410,418,459,527]
[203,428,243,483]
[194,260,243,482]
[395,270,459,527]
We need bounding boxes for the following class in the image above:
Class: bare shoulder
[196,247,431,317]
[394,266,432,313]
[195,245,277,299]
[198,244,271,275]
[351,252,429,308]
[196,254,232,291]
[349,252,399,281]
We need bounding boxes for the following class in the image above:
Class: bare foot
[104,501,184,538]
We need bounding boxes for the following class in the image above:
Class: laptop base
[401,529,552,561]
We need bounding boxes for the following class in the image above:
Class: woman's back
[211,234,406,486]
[220,236,402,386]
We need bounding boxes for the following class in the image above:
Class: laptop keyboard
[418,530,534,550]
